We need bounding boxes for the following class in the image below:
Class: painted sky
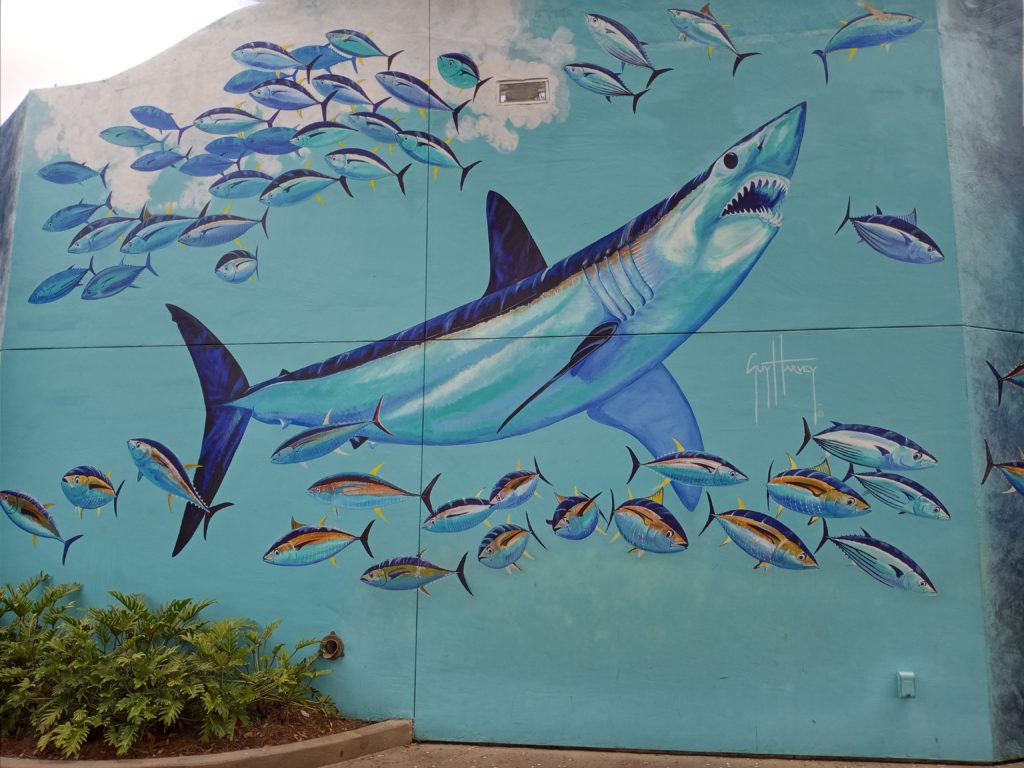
[0,0,252,123]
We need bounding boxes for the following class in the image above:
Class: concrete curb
[0,719,412,768]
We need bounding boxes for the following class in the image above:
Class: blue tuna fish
[626,443,746,486]
[798,418,937,471]
[982,441,1024,497]
[42,193,114,232]
[437,52,492,100]
[61,466,124,517]
[488,459,550,511]
[121,207,200,254]
[209,170,273,199]
[361,552,471,595]
[325,29,403,71]
[242,126,301,156]
[395,130,481,190]
[38,161,108,187]
[667,5,760,76]
[263,518,374,566]
[610,489,687,554]
[250,79,335,119]
[130,105,191,142]
[324,149,410,195]
[163,103,808,555]
[224,69,279,94]
[548,491,604,540]
[270,396,390,463]
[215,248,260,284]
[701,495,817,570]
[813,3,924,83]
[232,41,300,71]
[563,63,648,112]
[132,147,191,172]
[80,255,158,300]
[99,125,162,148]
[127,438,233,526]
[68,211,145,253]
[194,107,278,135]
[478,513,546,571]
[767,456,870,523]
[835,199,943,264]
[422,496,493,533]
[178,208,269,248]
[180,153,238,177]
[291,120,356,148]
[205,137,250,160]
[376,71,469,132]
[348,111,402,145]
[0,490,83,564]
[308,471,440,519]
[846,468,948,520]
[312,74,389,111]
[584,13,672,87]
[816,520,935,593]
[986,357,1024,406]
[259,169,344,206]
[27,261,95,304]
[290,44,352,76]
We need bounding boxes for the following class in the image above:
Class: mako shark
[167,103,807,556]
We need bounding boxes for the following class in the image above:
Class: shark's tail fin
[167,304,252,556]
[812,49,829,84]
[835,197,852,235]
[454,552,473,595]
[732,52,760,77]
[986,361,1004,406]
[646,66,673,87]
[631,89,649,114]
[472,77,493,101]
[982,440,996,485]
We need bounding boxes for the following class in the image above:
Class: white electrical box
[897,671,916,698]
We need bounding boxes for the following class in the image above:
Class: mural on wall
[812,2,924,83]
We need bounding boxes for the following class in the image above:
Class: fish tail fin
[626,446,642,484]
[259,207,269,238]
[167,304,252,556]
[631,89,649,114]
[526,511,547,550]
[176,124,192,144]
[104,191,114,211]
[646,66,672,87]
[812,49,829,84]
[843,463,855,482]
[982,440,995,485]
[98,163,110,189]
[459,160,482,191]
[387,49,404,69]
[815,518,830,554]
[534,457,551,486]
[358,519,375,558]
[371,96,391,113]
[305,54,321,86]
[320,90,336,121]
[731,52,760,77]
[797,417,813,455]
[421,473,441,516]
[395,164,411,196]
[86,254,97,276]
[202,502,234,539]
[699,492,716,536]
[371,395,393,435]
[765,461,773,508]
[451,100,471,134]
[144,253,159,277]
[986,361,1004,405]
[61,534,84,565]
[472,77,492,101]
[454,552,473,595]
[338,176,354,198]
[113,479,125,518]
[835,197,852,235]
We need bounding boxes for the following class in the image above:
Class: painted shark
[167,103,807,556]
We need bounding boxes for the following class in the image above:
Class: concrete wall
[1,0,1020,761]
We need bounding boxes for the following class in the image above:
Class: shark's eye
[723,152,738,169]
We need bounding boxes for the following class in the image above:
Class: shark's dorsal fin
[482,191,547,297]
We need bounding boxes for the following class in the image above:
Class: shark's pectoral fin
[588,363,704,510]
[498,321,619,433]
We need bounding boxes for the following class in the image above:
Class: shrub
[0,574,334,757]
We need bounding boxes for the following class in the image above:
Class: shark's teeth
[721,174,789,226]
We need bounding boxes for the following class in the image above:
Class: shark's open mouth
[720,174,789,227]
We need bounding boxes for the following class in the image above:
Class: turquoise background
[1,0,1018,761]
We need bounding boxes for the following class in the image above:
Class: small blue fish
[223,69,279,94]
[325,29,403,71]
[205,137,250,160]
[290,44,352,75]
[271,396,390,463]
[312,74,389,111]
[68,211,145,253]
[626,444,746,487]
[798,418,937,471]
[610,489,687,554]
[290,120,356,148]
[847,469,948,519]
[131,147,191,172]
[121,208,199,254]
[816,520,935,593]
[478,513,546,571]
[308,472,440,518]
[127,438,233,517]
[437,52,492,100]
[42,192,114,232]
[767,455,870,523]
[61,466,124,517]
[982,441,1024,496]
[232,41,300,71]
[209,170,273,199]
[563,63,648,113]
[259,169,344,206]
[423,497,493,533]
[395,130,481,190]
[488,458,550,511]
[986,357,1024,405]
[38,161,109,187]
[250,79,334,119]
[348,111,402,145]
[548,491,604,540]
[701,495,817,570]
[360,552,471,595]
[194,107,277,135]
[813,4,924,83]
[263,518,374,566]
[0,490,83,564]
[376,71,469,132]
[27,261,95,304]
[584,13,672,87]
[324,149,410,195]
[667,6,760,75]
[215,248,260,284]
[80,255,158,300]
[836,199,942,264]
[99,125,162,148]
[180,153,238,177]
[178,209,269,247]
[130,105,191,142]
[242,126,301,156]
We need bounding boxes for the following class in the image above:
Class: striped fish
[478,513,546,571]
[126,438,233,521]
[816,520,936,594]
[986,357,1024,406]
[488,459,550,511]
[610,488,687,554]
[846,469,949,520]
[798,418,936,471]
[272,397,391,464]
[627,442,746,487]
[767,454,869,523]
[423,496,493,533]
[60,466,124,517]
[308,468,440,519]
[1,490,83,564]
[701,494,816,570]
[548,491,603,540]
[263,518,374,566]
[982,441,1024,496]
[361,551,471,595]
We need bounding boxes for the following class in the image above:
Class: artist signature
[745,335,822,425]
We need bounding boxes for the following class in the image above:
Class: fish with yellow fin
[263,517,374,566]
[701,494,817,570]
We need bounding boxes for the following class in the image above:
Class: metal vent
[498,79,548,105]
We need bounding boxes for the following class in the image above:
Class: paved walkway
[341,743,1016,768]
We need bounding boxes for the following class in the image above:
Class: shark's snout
[749,102,806,180]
